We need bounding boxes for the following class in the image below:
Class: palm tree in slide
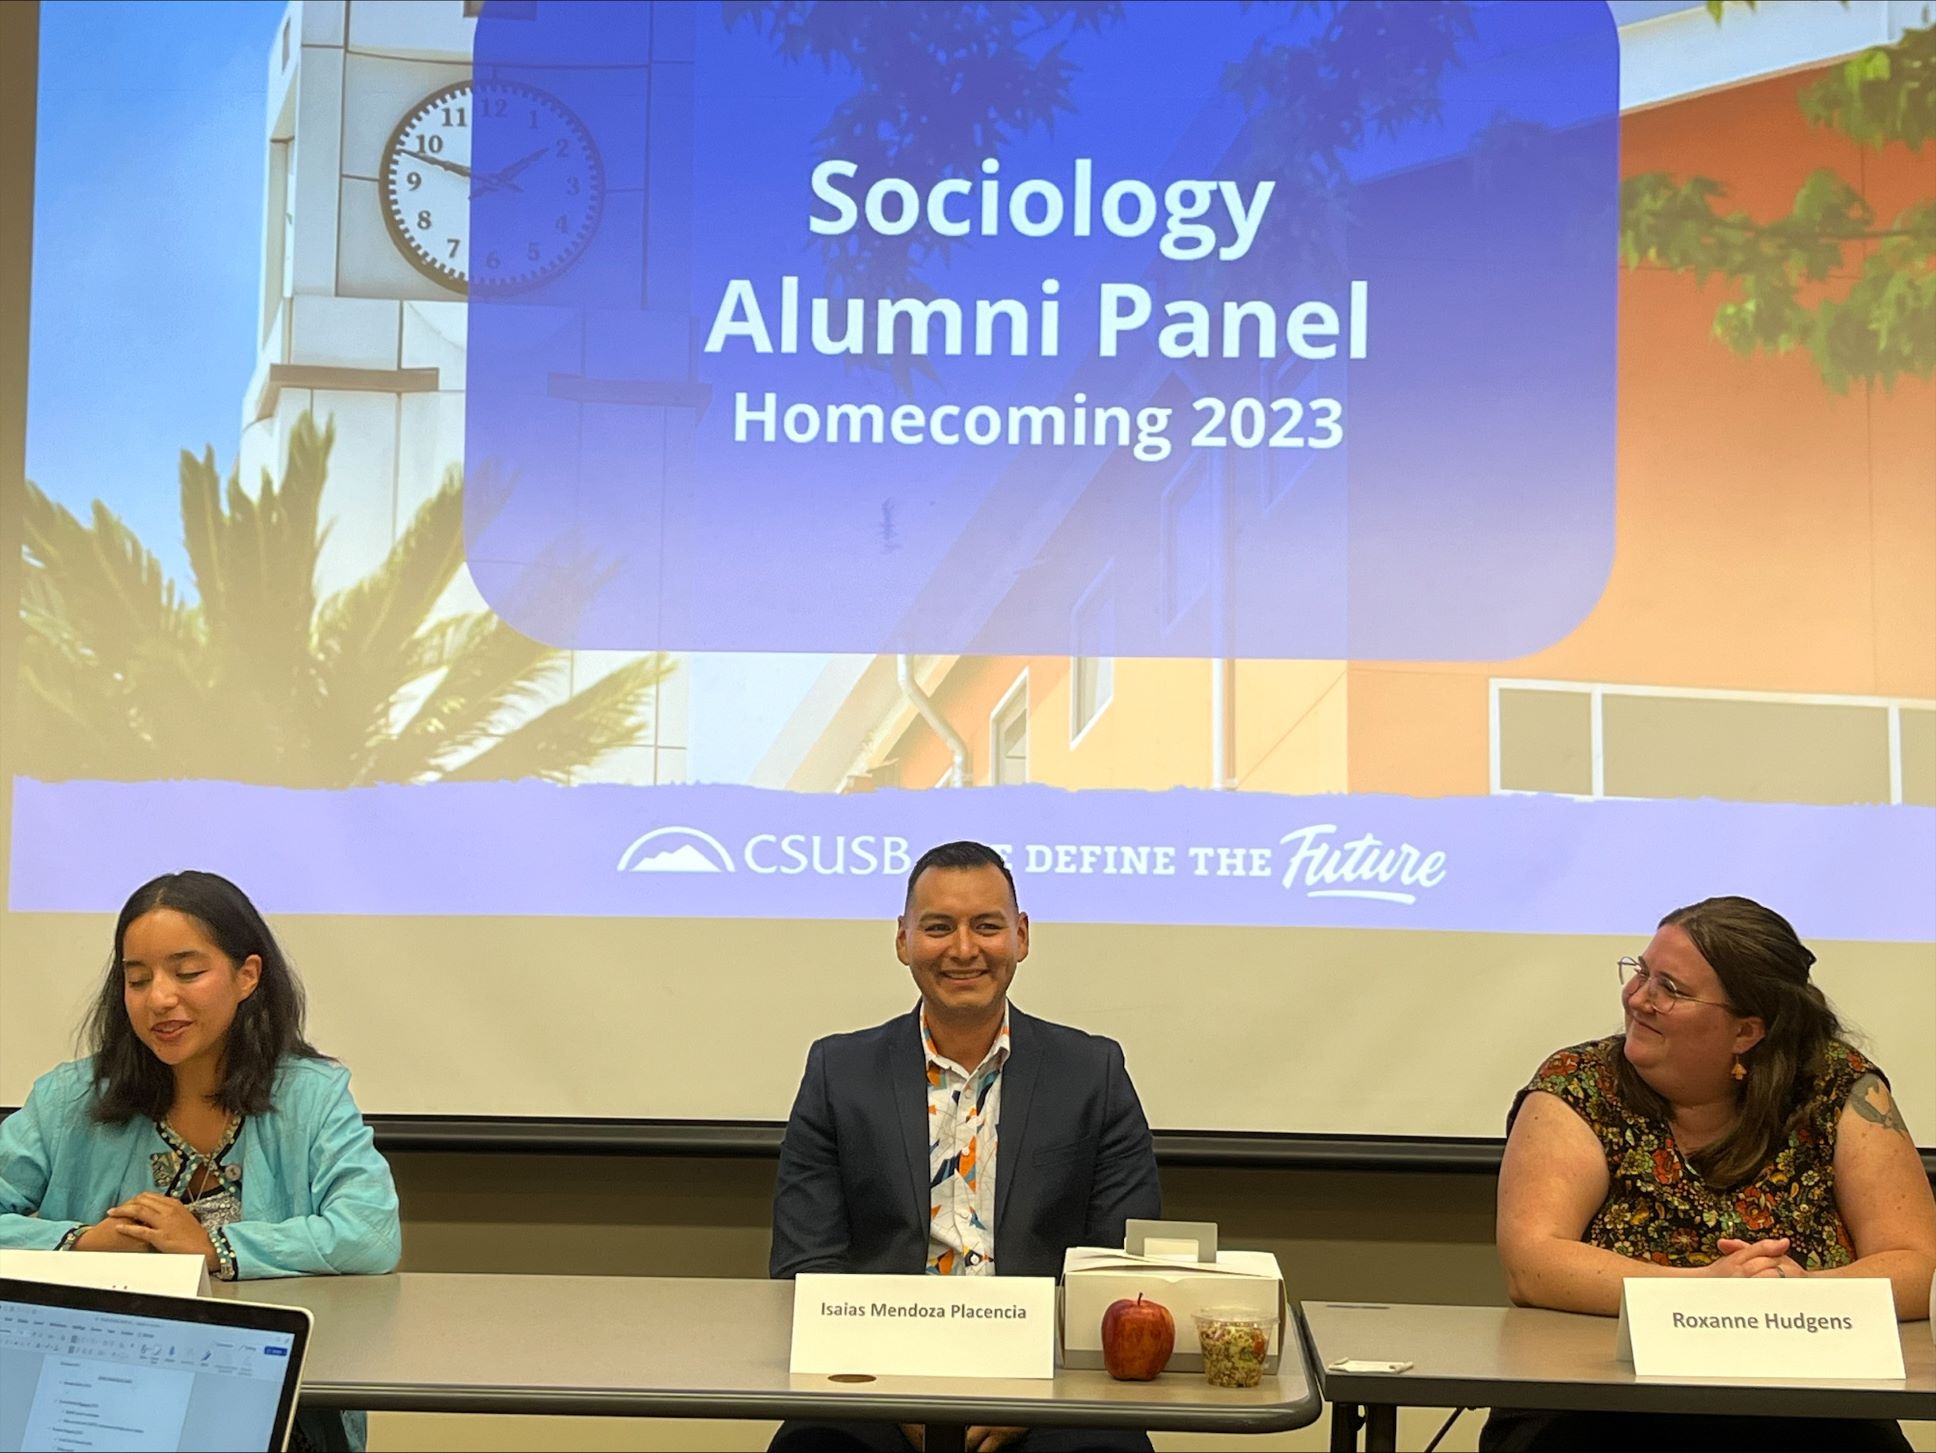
[16,412,672,786]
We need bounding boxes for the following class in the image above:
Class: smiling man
[768,841,1161,1453]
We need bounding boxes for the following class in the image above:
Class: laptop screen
[0,1279,311,1453]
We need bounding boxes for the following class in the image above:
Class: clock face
[380,78,604,295]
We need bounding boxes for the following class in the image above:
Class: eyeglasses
[1617,957,1732,1014]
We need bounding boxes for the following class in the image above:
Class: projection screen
[3,0,1931,1152]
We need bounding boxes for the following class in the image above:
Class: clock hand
[477,145,552,192]
[409,148,472,181]
[499,145,553,180]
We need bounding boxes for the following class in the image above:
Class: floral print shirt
[1511,1036,1875,1270]
[923,1008,1009,1277]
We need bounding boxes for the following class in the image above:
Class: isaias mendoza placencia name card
[790,1274,1057,1379]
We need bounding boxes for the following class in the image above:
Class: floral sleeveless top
[1511,1036,1876,1270]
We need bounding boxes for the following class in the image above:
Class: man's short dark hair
[905,840,1018,909]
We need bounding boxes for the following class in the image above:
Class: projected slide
[7,0,1932,1131]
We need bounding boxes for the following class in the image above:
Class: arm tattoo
[1849,1073,1913,1140]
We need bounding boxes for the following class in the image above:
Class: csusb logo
[1278,824,1446,905]
[617,827,910,876]
[615,827,738,874]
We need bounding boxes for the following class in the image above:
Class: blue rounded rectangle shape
[466,0,1617,658]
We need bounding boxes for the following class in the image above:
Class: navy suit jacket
[769,1004,1162,1279]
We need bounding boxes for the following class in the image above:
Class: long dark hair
[86,871,321,1124]
[1615,895,1844,1188]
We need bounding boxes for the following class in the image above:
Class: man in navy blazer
[769,840,1160,1453]
[769,1002,1161,1280]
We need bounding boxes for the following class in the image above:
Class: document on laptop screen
[0,1298,295,1453]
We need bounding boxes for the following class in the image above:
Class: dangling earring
[1731,1056,1748,1082]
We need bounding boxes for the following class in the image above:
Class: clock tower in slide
[238,0,693,783]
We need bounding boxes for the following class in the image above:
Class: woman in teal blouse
[0,870,401,1450]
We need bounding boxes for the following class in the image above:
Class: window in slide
[1161,456,1216,627]
[991,673,1030,786]
[1070,569,1115,746]
[1492,681,1934,806]
[1259,355,1326,513]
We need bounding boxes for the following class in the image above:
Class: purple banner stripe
[10,780,1933,942]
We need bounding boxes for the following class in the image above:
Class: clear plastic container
[1192,1307,1272,1388]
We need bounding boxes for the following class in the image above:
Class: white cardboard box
[1059,1247,1286,1372]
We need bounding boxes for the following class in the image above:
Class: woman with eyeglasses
[1483,896,1936,1451]
[0,871,401,1452]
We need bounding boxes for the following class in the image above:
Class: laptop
[0,1277,312,1453]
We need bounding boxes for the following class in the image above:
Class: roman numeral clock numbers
[381,77,605,294]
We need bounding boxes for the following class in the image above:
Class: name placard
[1617,1277,1904,1380]
[0,1249,210,1299]
[790,1273,1057,1379]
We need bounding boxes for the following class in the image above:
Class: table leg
[923,1422,967,1453]
[1363,1403,1397,1453]
[1328,1402,1364,1452]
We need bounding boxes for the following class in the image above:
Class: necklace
[157,1114,242,1200]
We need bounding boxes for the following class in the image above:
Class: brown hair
[86,871,322,1124]
[1615,895,1844,1188]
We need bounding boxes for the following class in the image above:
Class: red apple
[1101,1293,1175,1380]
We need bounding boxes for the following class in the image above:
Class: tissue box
[1059,1247,1286,1372]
